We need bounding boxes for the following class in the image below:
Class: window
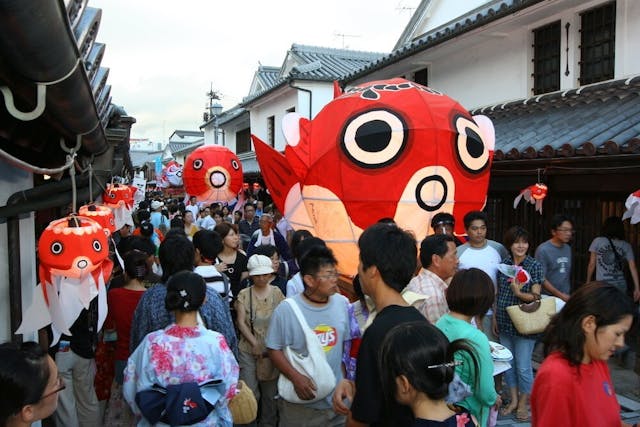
[580,2,615,85]
[236,128,251,154]
[532,21,561,95]
[267,116,275,147]
[286,107,296,113]
[413,67,428,86]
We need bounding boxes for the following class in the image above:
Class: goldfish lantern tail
[513,190,526,209]
[623,190,640,224]
[535,198,543,214]
[333,80,343,99]
[253,134,299,214]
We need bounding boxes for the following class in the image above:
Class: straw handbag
[506,296,556,334]
[228,380,257,424]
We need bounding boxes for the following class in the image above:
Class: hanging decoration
[513,183,548,214]
[79,204,116,236]
[183,146,243,202]
[102,183,136,230]
[16,215,113,345]
[157,160,183,188]
[622,189,640,224]
[253,78,495,276]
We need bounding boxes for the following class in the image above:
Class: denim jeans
[499,332,536,394]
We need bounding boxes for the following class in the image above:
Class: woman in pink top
[531,281,635,427]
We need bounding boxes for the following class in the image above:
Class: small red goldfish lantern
[253,78,495,275]
[622,189,640,224]
[102,183,136,230]
[79,204,116,236]
[513,183,548,214]
[183,146,243,202]
[16,215,113,344]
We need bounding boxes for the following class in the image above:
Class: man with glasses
[535,214,574,302]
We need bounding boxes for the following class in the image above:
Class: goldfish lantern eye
[193,159,203,170]
[108,193,116,199]
[50,241,63,255]
[454,116,489,174]
[341,109,407,168]
[231,159,239,170]
[92,240,102,252]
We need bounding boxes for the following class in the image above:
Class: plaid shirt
[405,268,449,323]
[495,255,544,337]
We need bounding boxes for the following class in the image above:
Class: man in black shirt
[333,223,426,427]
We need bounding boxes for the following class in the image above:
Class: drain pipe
[288,81,313,119]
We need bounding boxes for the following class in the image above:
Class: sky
[90,0,420,142]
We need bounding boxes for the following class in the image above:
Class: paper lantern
[16,215,113,345]
[102,183,136,230]
[183,146,243,202]
[157,160,183,188]
[513,183,548,214]
[253,78,495,275]
[622,189,640,224]
[79,204,116,236]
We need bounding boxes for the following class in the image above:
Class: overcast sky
[91,0,420,142]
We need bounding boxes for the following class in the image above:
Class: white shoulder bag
[277,298,337,403]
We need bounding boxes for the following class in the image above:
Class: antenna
[334,32,360,49]
[396,1,416,15]
[204,83,222,121]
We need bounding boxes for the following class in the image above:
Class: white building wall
[0,163,37,342]
[415,0,490,35]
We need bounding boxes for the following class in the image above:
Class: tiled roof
[470,76,640,161]
[242,44,384,105]
[171,130,204,138]
[342,0,543,84]
[170,139,204,156]
[256,65,280,89]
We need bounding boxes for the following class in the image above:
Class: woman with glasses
[0,341,65,426]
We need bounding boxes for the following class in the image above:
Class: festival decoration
[157,160,183,188]
[513,183,548,214]
[183,146,243,203]
[622,189,640,224]
[16,215,113,345]
[253,78,495,275]
[102,183,136,230]
[79,204,116,236]
[497,263,531,285]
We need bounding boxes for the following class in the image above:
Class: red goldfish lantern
[16,215,113,345]
[102,183,136,230]
[622,189,640,224]
[253,78,495,275]
[183,146,243,202]
[79,204,116,236]
[513,183,548,214]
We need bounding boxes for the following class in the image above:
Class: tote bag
[506,296,556,335]
[277,299,336,403]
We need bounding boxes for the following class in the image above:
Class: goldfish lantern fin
[282,113,312,179]
[252,134,299,214]
[472,115,495,152]
[535,198,543,214]
[333,80,343,99]
[15,283,54,337]
[513,190,526,209]
[623,189,640,224]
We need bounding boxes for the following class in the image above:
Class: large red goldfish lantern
[513,183,548,214]
[16,215,113,345]
[102,183,136,230]
[622,189,640,224]
[79,204,116,236]
[183,146,243,202]
[158,160,183,188]
[253,78,495,275]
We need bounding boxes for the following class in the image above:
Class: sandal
[515,406,530,422]
[500,402,516,416]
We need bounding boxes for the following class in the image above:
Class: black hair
[300,245,337,278]
[463,210,487,229]
[294,236,327,264]
[164,228,187,240]
[254,244,279,258]
[0,342,50,425]
[214,222,235,239]
[352,274,365,302]
[601,216,625,240]
[542,281,635,366]
[446,268,495,317]
[377,217,396,224]
[159,235,195,282]
[419,234,455,268]
[243,204,255,212]
[503,226,529,255]
[137,209,151,222]
[123,250,149,281]
[291,229,314,260]
[165,270,206,312]
[430,212,455,229]
[127,236,156,257]
[170,216,184,229]
[358,223,417,292]
[192,230,223,262]
[379,322,478,406]
[550,214,573,230]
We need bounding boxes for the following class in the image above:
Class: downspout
[288,80,313,119]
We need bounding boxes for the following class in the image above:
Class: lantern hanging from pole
[16,215,113,345]
[183,146,243,203]
[622,189,640,224]
[102,183,136,230]
[513,183,548,214]
[79,204,116,236]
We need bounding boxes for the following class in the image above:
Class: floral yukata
[123,324,239,426]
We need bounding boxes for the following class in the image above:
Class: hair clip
[427,360,463,370]
[179,290,187,297]
[183,301,190,309]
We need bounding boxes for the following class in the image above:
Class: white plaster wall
[416,0,490,34]
[616,0,640,77]
[0,162,37,343]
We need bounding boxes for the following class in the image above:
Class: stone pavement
[494,360,640,427]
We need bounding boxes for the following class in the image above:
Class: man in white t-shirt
[185,195,200,218]
[457,210,508,341]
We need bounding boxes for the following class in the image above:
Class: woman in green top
[436,268,500,427]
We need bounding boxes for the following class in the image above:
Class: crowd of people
[0,192,639,427]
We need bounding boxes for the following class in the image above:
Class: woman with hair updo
[123,270,239,426]
[0,341,64,426]
[531,281,635,427]
[379,321,479,427]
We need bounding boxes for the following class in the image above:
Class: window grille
[532,21,561,95]
[580,2,616,85]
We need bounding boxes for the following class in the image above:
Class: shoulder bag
[506,294,556,335]
[277,298,336,403]
[606,237,634,296]
[250,287,279,381]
